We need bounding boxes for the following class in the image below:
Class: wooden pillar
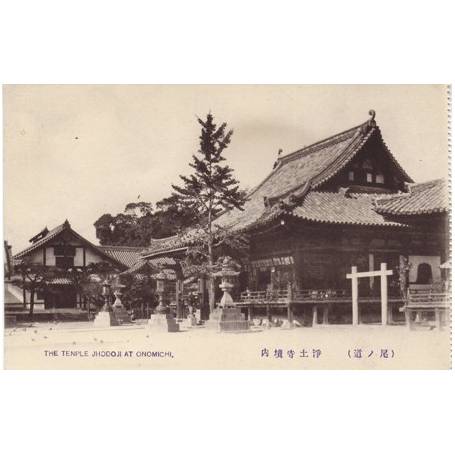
[405,310,412,329]
[322,305,329,325]
[248,305,253,321]
[434,309,443,330]
[199,277,209,321]
[312,305,318,326]
[368,253,374,290]
[287,281,293,323]
[415,311,422,323]
[22,275,27,309]
[380,263,388,326]
[287,303,293,323]
[387,305,393,325]
[266,300,271,323]
[351,266,359,326]
[176,279,183,319]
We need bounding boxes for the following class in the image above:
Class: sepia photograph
[3,84,451,369]
[1,3,454,455]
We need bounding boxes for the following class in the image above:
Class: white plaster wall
[27,248,45,264]
[85,248,105,266]
[7,283,45,304]
[6,282,24,301]
[74,247,84,266]
[45,247,56,266]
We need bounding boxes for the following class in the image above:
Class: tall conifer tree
[171,113,247,310]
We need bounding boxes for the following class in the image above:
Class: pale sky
[3,85,448,253]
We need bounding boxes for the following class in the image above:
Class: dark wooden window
[54,245,76,256]
[55,256,74,270]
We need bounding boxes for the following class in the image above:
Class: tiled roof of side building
[141,229,205,258]
[121,256,177,275]
[215,114,412,232]
[14,222,69,258]
[375,179,448,215]
[290,192,404,226]
[98,245,143,268]
[14,220,127,270]
[246,191,406,229]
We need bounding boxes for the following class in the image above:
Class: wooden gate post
[312,305,318,326]
[347,263,393,326]
[351,266,359,326]
[380,263,388,326]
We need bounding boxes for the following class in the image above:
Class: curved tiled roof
[14,220,127,270]
[375,179,448,215]
[142,229,205,258]
[290,192,403,226]
[14,222,69,259]
[142,113,416,257]
[121,256,177,275]
[215,117,411,232]
[98,245,143,268]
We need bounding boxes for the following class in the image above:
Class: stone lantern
[207,257,249,332]
[112,284,131,325]
[214,257,240,307]
[94,279,118,327]
[101,280,112,310]
[154,269,168,314]
[148,268,179,332]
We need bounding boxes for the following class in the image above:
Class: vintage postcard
[2,84,451,369]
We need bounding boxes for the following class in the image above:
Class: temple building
[11,220,143,308]
[9,111,449,324]
[143,111,449,323]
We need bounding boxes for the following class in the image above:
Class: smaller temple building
[10,220,143,309]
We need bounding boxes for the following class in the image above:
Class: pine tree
[171,113,247,311]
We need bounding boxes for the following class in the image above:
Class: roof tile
[216,118,411,231]
[375,179,448,215]
[98,245,143,268]
[291,192,403,226]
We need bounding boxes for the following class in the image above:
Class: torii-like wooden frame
[346,263,393,326]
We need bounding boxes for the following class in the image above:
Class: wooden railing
[240,288,349,305]
[406,290,450,309]
[402,288,451,329]
[239,288,409,306]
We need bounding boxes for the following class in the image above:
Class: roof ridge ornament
[368,109,376,127]
[273,149,283,169]
[338,187,352,198]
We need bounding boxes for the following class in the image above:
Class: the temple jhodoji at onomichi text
[141,111,449,325]
[9,111,449,325]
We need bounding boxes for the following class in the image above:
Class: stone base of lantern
[181,313,198,329]
[280,320,295,329]
[206,307,250,332]
[112,304,131,325]
[94,310,119,328]
[148,313,180,332]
